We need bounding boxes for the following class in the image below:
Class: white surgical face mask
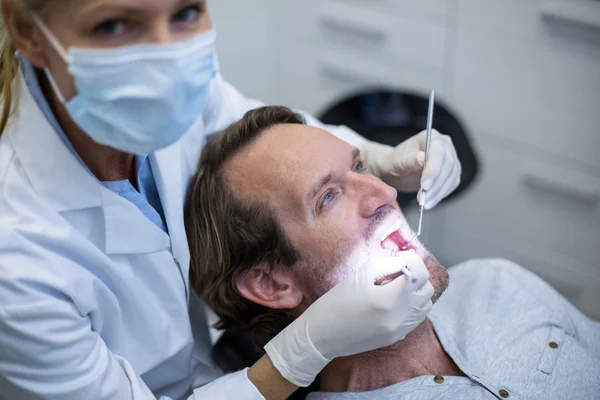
[33,16,218,154]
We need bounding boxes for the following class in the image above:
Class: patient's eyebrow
[308,148,361,201]
[351,148,361,163]
[309,173,333,201]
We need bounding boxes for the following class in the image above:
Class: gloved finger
[376,252,429,294]
[365,255,408,282]
[422,146,457,206]
[401,251,430,285]
[419,140,447,192]
[424,161,459,209]
[425,164,460,210]
[412,280,435,307]
[412,300,433,324]
[426,170,460,210]
[446,133,460,166]
[418,129,442,151]
[391,151,425,176]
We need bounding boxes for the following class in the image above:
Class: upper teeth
[380,219,401,243]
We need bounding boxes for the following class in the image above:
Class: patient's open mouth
[379,219,415,253]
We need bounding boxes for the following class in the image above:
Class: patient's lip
[379,219,402,243]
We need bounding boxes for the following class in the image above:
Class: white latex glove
[360,129,461,209]
[264,251,434,387]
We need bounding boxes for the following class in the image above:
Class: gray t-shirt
[308,258,600,400]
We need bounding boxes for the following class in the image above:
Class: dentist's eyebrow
[308,148,361,201]
[81,4,143,17]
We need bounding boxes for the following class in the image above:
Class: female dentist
[0,0,460,399]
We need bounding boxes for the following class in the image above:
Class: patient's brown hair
[185,106,305,334]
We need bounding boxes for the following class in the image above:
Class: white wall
[209,0,275,103]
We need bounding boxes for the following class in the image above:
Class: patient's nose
[351,174,398,218]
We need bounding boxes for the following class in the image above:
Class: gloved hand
[360,129,461,209]
[264,250,434,387]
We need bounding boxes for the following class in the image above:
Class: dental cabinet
[211,0,600,319]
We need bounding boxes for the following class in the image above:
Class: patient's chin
[425,254,449,303]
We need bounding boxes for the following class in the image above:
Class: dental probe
[391,249,418,284]
[401,265,417,284]
[402,89,435,250]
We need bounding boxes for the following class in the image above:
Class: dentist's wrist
[247,354,299,400]
[264,318,330,387]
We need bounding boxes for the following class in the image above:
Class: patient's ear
[236,265,303,309]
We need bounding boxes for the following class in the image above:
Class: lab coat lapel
[151,140,191,299]
[8,74,101,212]
[101,187,172,255]
[10,72,171,256]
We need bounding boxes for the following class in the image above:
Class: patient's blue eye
[353,161,365,173]
[317,190,338,213]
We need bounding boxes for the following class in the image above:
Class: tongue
[389,230,409,249]
[381,236,398,251]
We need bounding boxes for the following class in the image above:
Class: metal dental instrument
[401,264,417,284]
[389,249,418,284]
[402,89,435,250]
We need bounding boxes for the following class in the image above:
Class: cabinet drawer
[272,1,448,72]
[272,37,444,115]
[451,26,600,170]
[439,137,600,272]
[457,0,572,41]
[328,0,452,22]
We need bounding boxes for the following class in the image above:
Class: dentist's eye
[93,19,128,37]
[173,4,203,25]
[353,161,365,173]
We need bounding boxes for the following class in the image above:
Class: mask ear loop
[31,14,70,104]
[31,15,69,61]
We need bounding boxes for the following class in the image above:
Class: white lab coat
[0,71,366,399]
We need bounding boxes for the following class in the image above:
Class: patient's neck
[319,319,465,393]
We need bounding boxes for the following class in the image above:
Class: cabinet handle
[319,64,374,84]
[319,16,387,43]
[521,172,600,206]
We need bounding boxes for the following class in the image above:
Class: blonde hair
[0,0,46,136]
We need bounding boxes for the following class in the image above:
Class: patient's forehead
[223,124,348,214]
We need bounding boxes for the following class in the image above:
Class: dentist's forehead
[76,0,187,9]
[224,124,348,213]
[68,0,204,16]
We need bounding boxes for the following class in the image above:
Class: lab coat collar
[9,73,172,255]
[100,186,171,255]
[8,73,101,212]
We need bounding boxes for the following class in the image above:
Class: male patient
[184,106,600,399]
